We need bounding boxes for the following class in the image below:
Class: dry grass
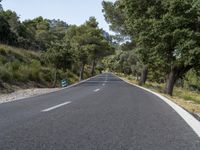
[0,44,40,61]
[117,73,200,118]
[0,44,79,93]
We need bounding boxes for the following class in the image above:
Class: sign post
[61,79,68,88]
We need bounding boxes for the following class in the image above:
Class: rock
[0,88,61,104]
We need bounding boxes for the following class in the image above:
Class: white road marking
[105,74,108,82]
[86,81,106,83]
[117,74,200,138]
[94,89,100,92]
[102,83,105,86]
[41,101,71,112]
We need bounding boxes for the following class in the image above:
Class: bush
[184,70,200,92]
[28,60,42,81]
[0,66,13,82]
[0,55,7,65]
[38,67,54,86]
[0,44,79,90]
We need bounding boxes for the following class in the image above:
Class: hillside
[0,44,78,93]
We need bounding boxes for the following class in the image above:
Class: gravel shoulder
[0,88,61,104]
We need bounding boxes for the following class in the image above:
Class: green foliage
[0,9,69,50]
[103,49,139,75]
[0,12,114,89]
[0,16,17,45]
[103,0,200,95]
[102,0,127,34]
[0,44,78,91]
[66,25,89,65]
[0,66,12,82]
[183,69,200,91]
[43,42,74,70]
[57,70,79,85]
[0,0,2,11]
[0,44,40,63]
[63,17,114,78]
[0,3,115,91]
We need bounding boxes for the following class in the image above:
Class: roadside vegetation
[117,73,200,118]
[102,0,200,117]
[0,0,114,93]
[0,44,79,93]
[0,0,200,117]
[102,0,200,96]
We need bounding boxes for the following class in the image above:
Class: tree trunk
[79,63,85,81]
[165,65,193,96]
[165,68,177,96]
[91,58,96,76]
[52,68,57,88]
[139,66,148,86]
[136,73,139,81]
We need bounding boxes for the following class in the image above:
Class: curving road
[0,73,200,150]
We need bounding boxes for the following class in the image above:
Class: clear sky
[1,0,115,34]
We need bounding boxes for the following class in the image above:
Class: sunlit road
[0,73,199,150]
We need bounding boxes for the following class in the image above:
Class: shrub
[0,55,7,65]
[0,66,13,82]
[28,60,42,81]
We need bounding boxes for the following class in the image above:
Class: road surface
[0,73,199,150]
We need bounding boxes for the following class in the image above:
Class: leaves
[103,0,200,94]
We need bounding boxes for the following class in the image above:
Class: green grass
[0,44,40,62]
[174,88,200,104]
[0,44,79,93]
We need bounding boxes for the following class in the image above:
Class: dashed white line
[102,83,105,86]
[41,101,71,112]
[94,89,100,92]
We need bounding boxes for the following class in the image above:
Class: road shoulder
[115,74,200,138]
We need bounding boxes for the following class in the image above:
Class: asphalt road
[0,73,200,150]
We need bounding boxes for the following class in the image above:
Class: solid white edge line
[0,74,104,105]
[114,74,200,138]
[41,101,71,112]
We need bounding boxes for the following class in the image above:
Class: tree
[23,18,69,50]
[102,0,153,85]
[23,17,52,50]
[44,42,73,87]
[0,16,17,45]
[0,0,3,11]
[120,0,165,85]
[0,10,39,49]
[65,18,114,80]
[85,17,114,76]
[102,0,127,35]
[122,0,200,95]
[151,0,200,95]
[1,10,20,34]
[0,16,11,43]
[103,0,200,95]
[65,25,90,80]
[48,19,69,42]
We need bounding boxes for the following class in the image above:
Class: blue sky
[1,0,115,34]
